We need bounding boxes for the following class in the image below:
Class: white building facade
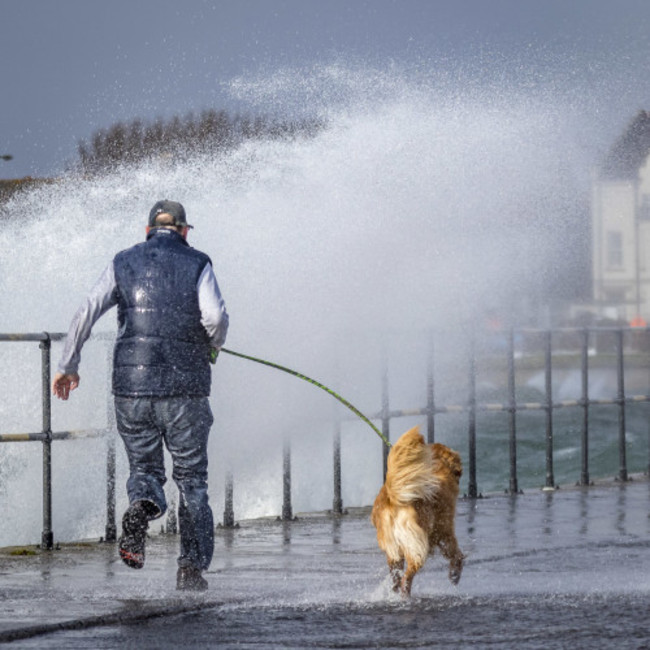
[592,112,650,325]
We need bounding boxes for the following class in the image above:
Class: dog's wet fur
[371,426,464,596]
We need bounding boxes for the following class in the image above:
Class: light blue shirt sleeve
[57,262,118,374]
[197,263,229,349]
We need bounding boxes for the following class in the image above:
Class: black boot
[118,501,154,569]
[177,566,208,591]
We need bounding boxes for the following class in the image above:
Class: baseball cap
[148,200,193,228]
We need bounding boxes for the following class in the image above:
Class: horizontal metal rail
[0,333,66,342]
[0,429,106,443]
[374,394,650,419]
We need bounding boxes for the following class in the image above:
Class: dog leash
[219,348,391,448]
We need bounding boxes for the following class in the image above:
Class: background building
[592,110,650,325]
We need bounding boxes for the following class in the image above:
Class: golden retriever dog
[371,426,464,596]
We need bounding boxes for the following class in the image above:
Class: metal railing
[2,327,649,547]
[366,327,650,499]
[0,333,116,549]
[227,326,650,522]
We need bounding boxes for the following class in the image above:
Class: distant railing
[2,327,649,547]
[368,327,650,499]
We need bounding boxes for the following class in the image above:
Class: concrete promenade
[0,477,649,648]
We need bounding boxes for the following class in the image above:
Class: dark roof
[600,110,650,180]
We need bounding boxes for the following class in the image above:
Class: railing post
[332,422,343,514]
[615,328,628,482]
[105,340,117,542]
[105,434,117,541]
[467,329,478,499]
[165,497,178,534]
[544,329,555,490]
[426,335,435,444]
[507,327,519,494]
[222,471,236,528]
[579,328,590,486]
[40,334,54,550]
[281,438,294,520]
[381,364,390,482]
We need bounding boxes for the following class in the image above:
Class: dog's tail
[385,426,439,506]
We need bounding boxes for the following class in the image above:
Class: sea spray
[0,64,611,545]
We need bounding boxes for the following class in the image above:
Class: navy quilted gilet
[112,228,212,397]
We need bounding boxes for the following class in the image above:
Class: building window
[606,231,623,268]
[604,287,626,304]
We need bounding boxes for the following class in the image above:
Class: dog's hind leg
[401,554,424,597]
[439,535,464,585]
[388,558,404,592]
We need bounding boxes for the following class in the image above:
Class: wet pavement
[1,477,649,648]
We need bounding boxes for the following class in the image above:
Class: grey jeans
[114,396,214,571]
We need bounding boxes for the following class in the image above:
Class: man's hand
[52,372,80,400]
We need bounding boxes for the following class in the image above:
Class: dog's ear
[432,443,463,479]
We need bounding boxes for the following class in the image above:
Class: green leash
[219,348,391,448]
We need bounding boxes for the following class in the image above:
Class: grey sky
[3,0,650,178]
